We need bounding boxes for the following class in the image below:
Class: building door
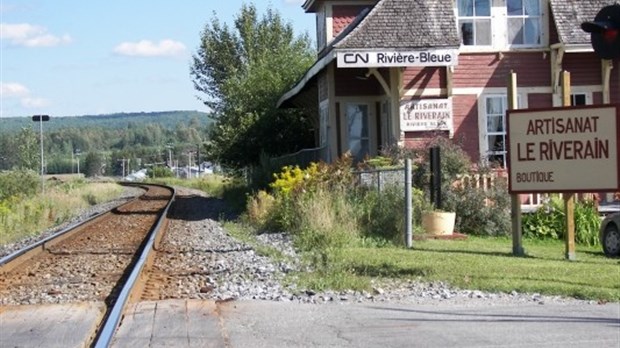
[346,102,370,162]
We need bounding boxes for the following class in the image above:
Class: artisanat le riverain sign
[507,105,620,193]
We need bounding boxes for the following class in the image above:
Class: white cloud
[21,97,50,108]
[283,0,304,5]
[0,23,72,47]
[113,39,187,57]
[1,82,49,109]
[1,82,30,97]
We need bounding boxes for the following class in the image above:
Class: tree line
[0,111,212,177]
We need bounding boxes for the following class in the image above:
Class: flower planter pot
[421,211,456,235]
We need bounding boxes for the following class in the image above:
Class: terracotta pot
[421,211,456,235]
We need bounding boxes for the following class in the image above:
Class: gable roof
[335,0,460,49]
[550,0,617,45]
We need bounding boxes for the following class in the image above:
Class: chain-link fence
[352,167,406,192]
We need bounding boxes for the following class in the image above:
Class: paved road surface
[2,299,619,347]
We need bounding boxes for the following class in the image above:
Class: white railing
[455,171,557,213]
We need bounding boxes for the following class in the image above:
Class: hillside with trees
[0,111,213,176]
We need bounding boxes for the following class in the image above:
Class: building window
[346,103,369,162]
[507,0,541,45]
[571,93,586,106]
[457,0,491,46]
[484,95,507,166]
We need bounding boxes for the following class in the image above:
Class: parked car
[600,213,620,257]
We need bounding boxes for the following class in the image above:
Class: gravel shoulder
[160,187,606,307]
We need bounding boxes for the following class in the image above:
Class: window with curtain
[485,96,508,167]
[457,0,492,46]
[507,0,541,45]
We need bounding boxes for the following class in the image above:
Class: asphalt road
[218,300,620,348]
[2,299,618,347]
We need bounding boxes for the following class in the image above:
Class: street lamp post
[75,149,81,175]
[32,115,50,193]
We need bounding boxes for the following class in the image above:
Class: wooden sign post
[561,71,576,261]
[508,71,524,256]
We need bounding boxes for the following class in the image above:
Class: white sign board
[507,105,620,193]
[337,49,458,68]
[400,99,453,133]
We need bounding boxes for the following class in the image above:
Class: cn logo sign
[343,53,369,64]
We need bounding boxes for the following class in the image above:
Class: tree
[14,127,39,170]
[83,152,104,177]
[191,4,315,169]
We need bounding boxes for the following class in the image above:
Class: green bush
[147,166,173,178]
[573,199,601,246]
[355,186,405,243]
[522,196,601,246]
[412,136,471,194]
[288,187,358,251]
[383,137,511,237]
[443,178,511,236]
[0,169,39,200]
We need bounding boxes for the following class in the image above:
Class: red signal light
[603,28,618,43]
[581,4,620,60]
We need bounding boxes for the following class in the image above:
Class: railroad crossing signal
[581,4,620,60]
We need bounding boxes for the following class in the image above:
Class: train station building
[278,0,619,167]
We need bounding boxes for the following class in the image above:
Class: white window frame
[456,0,549,52]
[570,93,588,106]
[552,87,596,106]
[478,92,525,167]
[457,0,493,47]
[506,0,543,47]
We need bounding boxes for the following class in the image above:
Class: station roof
[334,0,460,50]
[550,0,615,46]
[279,0,459,107]
[280,0,611,108]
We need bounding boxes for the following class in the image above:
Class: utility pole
[166,144,173,167]
[186,152,193,179]
[196,144,201,174]
[120,159,126,178]
[32,115,50,193]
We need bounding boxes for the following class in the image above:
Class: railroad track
[0,183,175,347]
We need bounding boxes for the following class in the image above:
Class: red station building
[278,0,619,175]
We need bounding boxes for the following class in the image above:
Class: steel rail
[94,183,176,348]
[0,183,145,268]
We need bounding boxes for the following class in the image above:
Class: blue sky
[0,0,314,118]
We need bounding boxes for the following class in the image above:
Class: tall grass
[0,181,122,245]
[289,188,358,251]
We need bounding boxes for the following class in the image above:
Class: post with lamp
[32,115,50,193]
